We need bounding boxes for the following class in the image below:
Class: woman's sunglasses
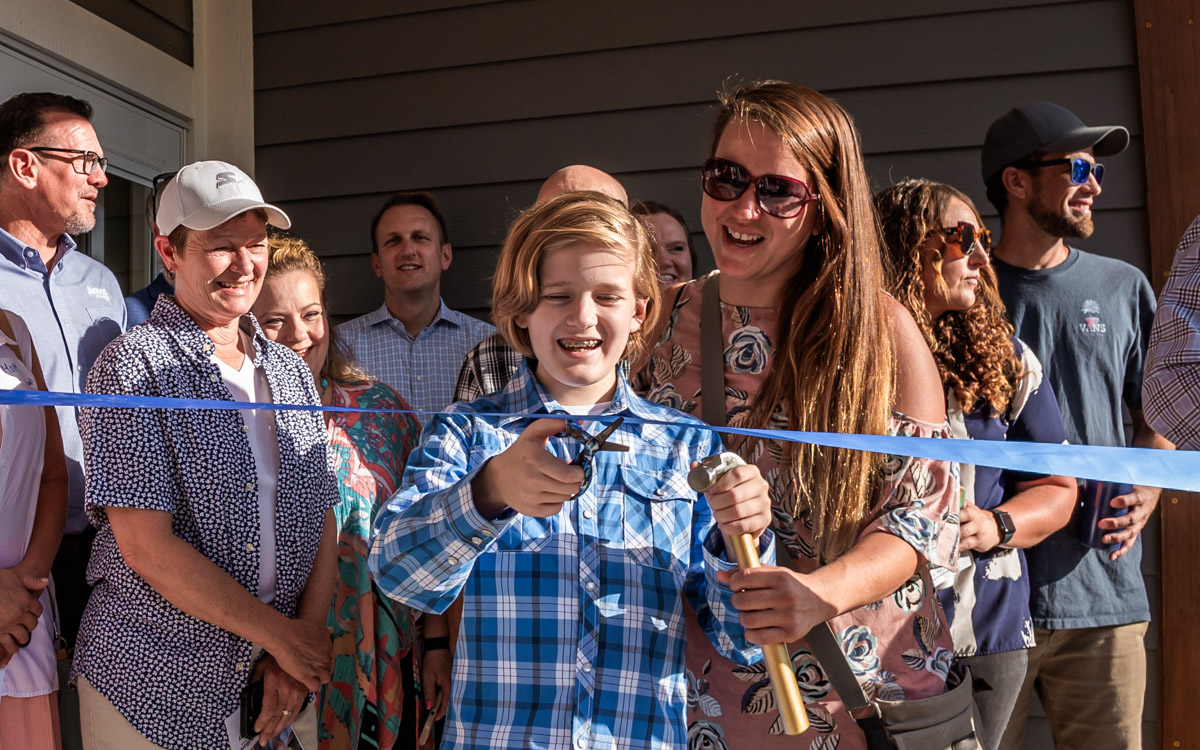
[700,157,819,219]
[932,222,991,261]
[1020,156,1105,186]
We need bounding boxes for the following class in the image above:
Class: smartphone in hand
[240,678,264,739]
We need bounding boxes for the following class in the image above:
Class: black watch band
[991,509,1016,547]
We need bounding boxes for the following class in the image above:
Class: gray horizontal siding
[254,3,1157,742]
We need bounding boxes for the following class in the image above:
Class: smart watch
[991,509,1016,548]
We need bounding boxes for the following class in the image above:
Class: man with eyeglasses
[981,102,1172,750]
[0,91,126,701]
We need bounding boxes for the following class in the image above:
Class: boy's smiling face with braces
[517,242,646,406]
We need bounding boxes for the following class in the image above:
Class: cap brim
[1043,125,1130,158]
[178,199,292,232]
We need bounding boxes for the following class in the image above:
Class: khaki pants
[77,676,165,750]
[999,622,1148,750]
[78,675,314,750]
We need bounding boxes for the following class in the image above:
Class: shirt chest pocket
[620,465,695,573]
[494,514,557,553]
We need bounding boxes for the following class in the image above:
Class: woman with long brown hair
[636,81,961,748]
[876,179,1076,749]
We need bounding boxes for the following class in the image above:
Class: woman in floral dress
[253,237,447,749]
[636,82,962,749]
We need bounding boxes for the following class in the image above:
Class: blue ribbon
[2,388,1196,491]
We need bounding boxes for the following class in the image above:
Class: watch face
[994,510,1016,544]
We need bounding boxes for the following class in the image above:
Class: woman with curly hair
[876,179,1077,749]
[252,236,450,750]
[636,82,962,749]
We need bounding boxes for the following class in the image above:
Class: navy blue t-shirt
[993,247,1155,629]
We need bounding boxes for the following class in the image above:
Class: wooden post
[1132,1,1200,745]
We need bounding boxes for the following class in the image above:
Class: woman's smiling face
[701,117,822,304]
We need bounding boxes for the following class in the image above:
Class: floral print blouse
[635,276,961,750]
[318,380,427,750]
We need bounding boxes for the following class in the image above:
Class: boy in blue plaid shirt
[370,192,774,750]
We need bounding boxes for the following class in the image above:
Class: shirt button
[654,488,667,497]
[210,373,219,382]
[235,661,245,671]
[24,249,33,257]
[584,582,596,592]
[470,537,482,545]
[416,375,423,381]
[244,542,254,552]
[448,556,459,565]
[583,509,594,520]
[76,365,84,372]
[241,425,249,433]
[244,482,254,492]
[576,739,586,750]
[581,663,592,673]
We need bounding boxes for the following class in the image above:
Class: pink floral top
[635,277,961,749]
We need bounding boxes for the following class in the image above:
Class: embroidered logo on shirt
[1079,299,1107,334]
[87,286,111,302]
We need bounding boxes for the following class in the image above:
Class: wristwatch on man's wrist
[991,509,1016,548]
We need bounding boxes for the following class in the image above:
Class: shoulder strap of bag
[700,273,726,428]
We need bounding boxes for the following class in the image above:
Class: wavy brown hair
[265,236,369,386]
[493,191,661,365]
[875,179,1020,416]
[713,82,896,562]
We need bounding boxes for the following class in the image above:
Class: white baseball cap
[156,160,291,235]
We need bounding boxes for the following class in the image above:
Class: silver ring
[281,709,294,717]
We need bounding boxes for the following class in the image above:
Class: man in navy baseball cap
[982,103,1171,750]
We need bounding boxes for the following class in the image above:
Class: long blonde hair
[265,236,369,386]
[492,191,661,365]
[714,82,896,562]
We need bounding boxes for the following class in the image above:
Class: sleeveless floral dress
[635,277,961,750]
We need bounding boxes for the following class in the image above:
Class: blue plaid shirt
[338,301,494,424]
[370,363,771,750]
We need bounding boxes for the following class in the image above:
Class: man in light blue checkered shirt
[338,191,493,423]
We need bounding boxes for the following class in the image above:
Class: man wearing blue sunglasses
[981,103,1173,750]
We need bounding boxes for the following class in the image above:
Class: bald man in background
[452,165,628,401]
[535,164,628,206]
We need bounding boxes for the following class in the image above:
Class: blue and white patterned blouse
[71,295,339,750]
[938,339,1069,657]
[369,362,771,750]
